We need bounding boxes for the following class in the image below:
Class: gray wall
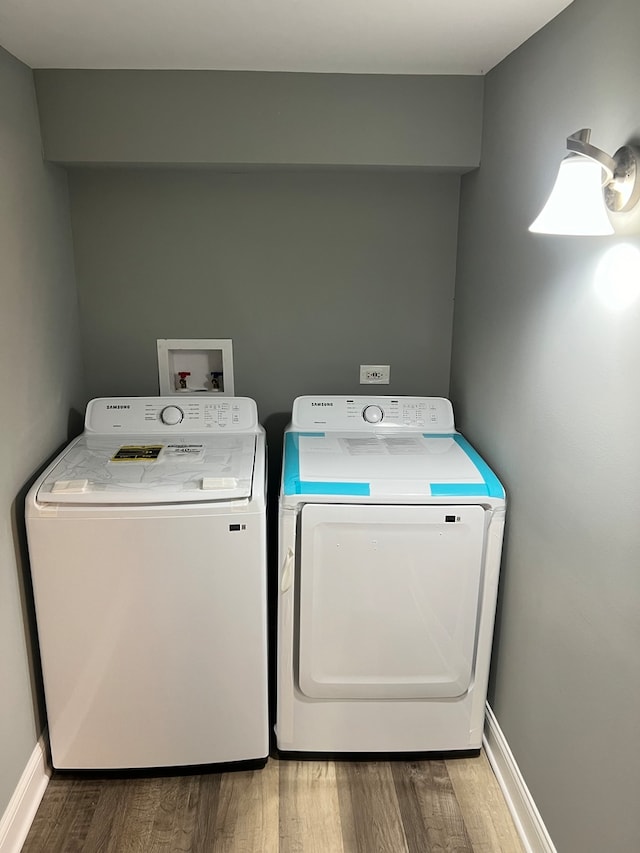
[0,46,84,815]
[68,168,460,421]
[38,68,478,475]
[450,0,640,850]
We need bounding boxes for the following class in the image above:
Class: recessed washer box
[157,338,234,395]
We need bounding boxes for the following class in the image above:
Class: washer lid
[283,431,504,499]
[36,434,257,504]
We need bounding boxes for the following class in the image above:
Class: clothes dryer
[26,396,268,770]
[276,396,505,754]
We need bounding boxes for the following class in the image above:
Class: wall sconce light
[529,129,640,235]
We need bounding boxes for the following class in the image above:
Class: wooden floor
[22,751,524,852]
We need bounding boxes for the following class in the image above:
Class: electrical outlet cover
[359,364,390,384]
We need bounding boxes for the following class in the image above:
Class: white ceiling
[0,0,573,75]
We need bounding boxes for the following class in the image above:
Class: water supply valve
[177,371,191,390]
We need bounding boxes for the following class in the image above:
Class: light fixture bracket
[566,129,616,178]
[566,128,640,213]
[605,145,640,212]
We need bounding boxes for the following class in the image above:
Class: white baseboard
[483,704,556,853]
[0,733,50,853]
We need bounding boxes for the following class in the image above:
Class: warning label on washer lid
[111,445,164,461]
[164,443,205,458]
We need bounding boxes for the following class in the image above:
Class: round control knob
[363,405,384,424]
[160,405,184,426]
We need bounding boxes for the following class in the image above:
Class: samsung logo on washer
[311,402,334,407]
[107,405,131,410]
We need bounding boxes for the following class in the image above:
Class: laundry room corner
[5,1,639,850]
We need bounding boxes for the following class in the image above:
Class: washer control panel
[292,396,455,432]
[85,397,259,434]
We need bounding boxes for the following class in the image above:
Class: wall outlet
[360,364,390,384]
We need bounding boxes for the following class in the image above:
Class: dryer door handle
[281,548,294,592]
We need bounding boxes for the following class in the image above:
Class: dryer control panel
[85,396,260,434]
[291,396,455,432]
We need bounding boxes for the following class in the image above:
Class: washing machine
[276,395,506,754]
[26,396,268,770]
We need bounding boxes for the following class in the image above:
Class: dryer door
[298,503,486,699]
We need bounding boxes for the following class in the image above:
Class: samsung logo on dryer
[106,405,131,410]
[311,402,334,407]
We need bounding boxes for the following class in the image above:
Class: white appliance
[276,396,506,754]
[26,396,268,770]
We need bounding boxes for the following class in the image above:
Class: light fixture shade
[529,155,614,235]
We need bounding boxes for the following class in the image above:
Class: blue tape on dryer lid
[283,431,504,498]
